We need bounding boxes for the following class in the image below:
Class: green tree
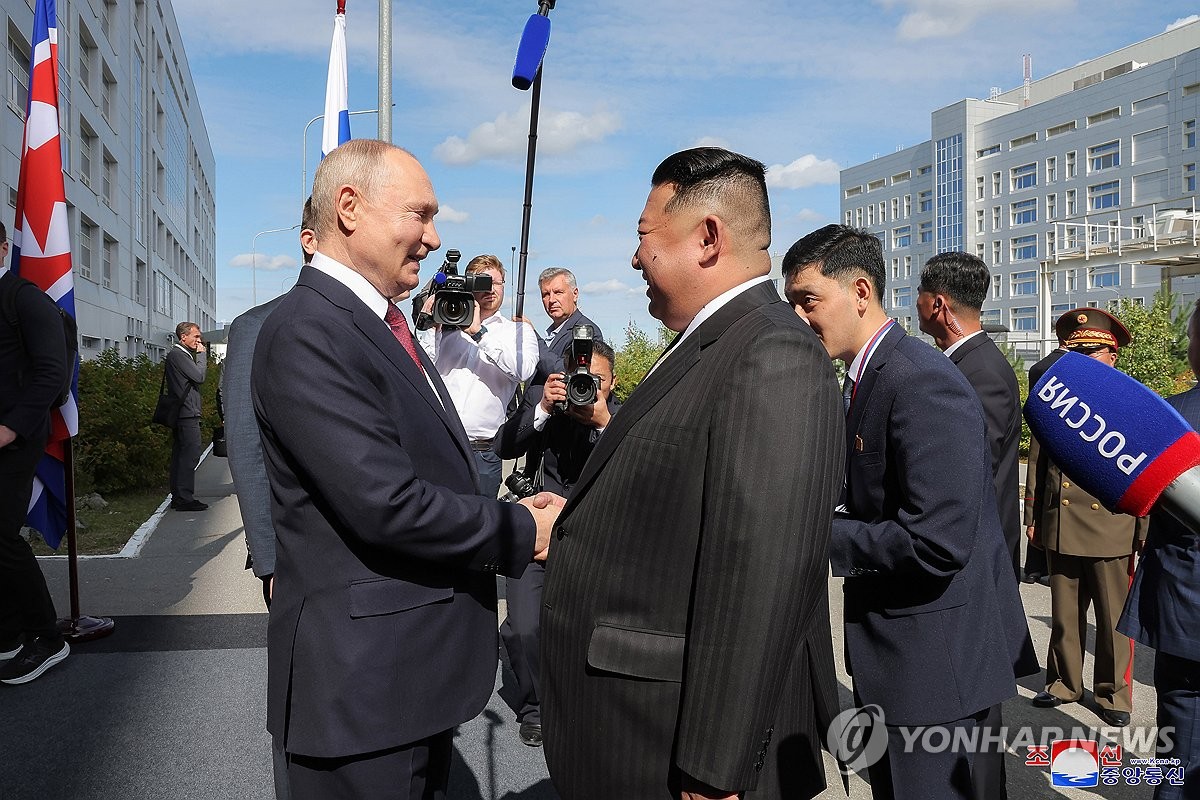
[613,321,670,402]
[1112,289,1185,398]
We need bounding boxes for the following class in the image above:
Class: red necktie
[384,304,425,373]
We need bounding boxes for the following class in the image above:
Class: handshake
[516,491,564,562]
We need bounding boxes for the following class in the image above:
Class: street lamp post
[251,224,301,307]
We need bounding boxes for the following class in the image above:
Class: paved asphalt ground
[3,456,1159,799]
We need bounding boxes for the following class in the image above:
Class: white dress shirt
[417,311,539,440]
[942,329,985,359]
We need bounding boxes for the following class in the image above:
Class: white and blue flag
[322,4,350,157]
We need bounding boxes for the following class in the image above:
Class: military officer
[1025,307,1146,727]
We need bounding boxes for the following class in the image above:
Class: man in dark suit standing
[531,267,602,386]
[494,338,619,748]
[541,148,845,800]
[915,251,1023,577]
[252,139,556,799]
[1119,298,1200,798]
[783,225,1036,800]
[165,321,208,512]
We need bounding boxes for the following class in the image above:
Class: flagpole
[378,0,392,142]
[57,440,114,641]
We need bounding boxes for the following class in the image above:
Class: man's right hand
[0,424,16,449]
[540,373,567,413]
[519,492,566,561]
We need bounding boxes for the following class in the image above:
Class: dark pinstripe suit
[541,281,845,799]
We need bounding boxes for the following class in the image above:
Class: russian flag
[322,3,351,157]
[12,0,78,551]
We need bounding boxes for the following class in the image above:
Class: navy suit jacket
[949,333,1023,575]
[223,296,283,578]
[1118,386,1200,662]
[832,325,1037,726]
[252,265,536,758]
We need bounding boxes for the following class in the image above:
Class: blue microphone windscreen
[512,14,551,90]
[1025,351,1200,515]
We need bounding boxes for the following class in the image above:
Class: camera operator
[493,337,619,748]
[531,267,603,387]
[415,253,538,498]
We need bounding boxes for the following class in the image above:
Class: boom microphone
[512,13,552,90]
[1025,351,1200,530]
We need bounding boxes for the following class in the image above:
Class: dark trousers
[865,705,1004,800]
[501,560,545,724]
[169,416,201,503]
[473,448,502,500]
[1155,651,1200,800]
[0,434,58,641]
[284,730,453,800]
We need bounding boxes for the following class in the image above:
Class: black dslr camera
[555,324,600,412]
[500,471,538,503]
[427,249,492,329]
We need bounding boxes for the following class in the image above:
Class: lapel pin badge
[855,435,864,452]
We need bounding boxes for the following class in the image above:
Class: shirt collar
[942,329,985,358]
[847,319,895,384]
[309,251,391,320]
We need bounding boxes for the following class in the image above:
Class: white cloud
[1166,15,1200,32]
[434,109,621,165]
[765,155,841,190]
[229,253,299,272]
[876,0,1075,40]
[692,136,731,149]
[582,279,643,297]
[439,206,470,224]
[795,208,827,223]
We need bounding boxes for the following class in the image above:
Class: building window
[879,201,887,223]
[7,35,30,117]
[101,236,115,289]
[891,258,900,279]
[1011,163,1037,191]
[135,260,145,304]
[1011,270,1037,295]
[1186,120,1197,150]
[79,218,96,280]
[1066,151,1077,178]
[1066,189,1078,215]
[918,222,932,243]
[867,179,885,192]
[1088,180,1120,211]
[1011,133,1037,149]
[977,144,1000,158]
[892,286,912,308]
[1186,163,1197,193]
[1133,93,1168,112]
[1066,269,1077,291]
[844,210,852,226]
[102,151,116,205]
[845,186,862,198]
[1046,156,1057,183]
[981,308,1001,326]
[1047,193,1057,220]
[1011,306,1038,331]
[1087,107,1121,126]
[855,207,863,227]
[991,275,1002,300]
[891,197,898,221]
[1011,198,1037,226]
[1051,303,1072,317]
[1088,140,1120,172]
[78,34,96,96]
[992,240,1001,266]
[992,172,1001,196]
[992,206,1001,231]
[892,225,911,248]
[892,170,910,184]
[904,256,911,278]
[918,190,932,213]
[918,165,932,176]
[1089,266,1120,288]
[868,204,875,226]
[79,122,97,187]
[976,242,985,260]
[976,209,985,233]
[1047,120,1077,138]
[976,175,985,200]
[1011,235,1038,262]
[1047,230,1057,256]
[903,194,911,217]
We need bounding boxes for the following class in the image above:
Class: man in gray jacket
[166,321,207,511]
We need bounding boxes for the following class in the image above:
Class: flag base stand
[57,615,115,642]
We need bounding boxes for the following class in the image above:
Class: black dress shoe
[174,500,209,512]
[1098,709,1130,727]
[518,722,543,747]
[1023,571,1043,584]
[1032,691,1064,708]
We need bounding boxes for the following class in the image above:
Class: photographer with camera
[415,253,538,499]
[494,334,618,747]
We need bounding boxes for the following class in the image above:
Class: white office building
[2,0,215,361]
[841,21,1200,361]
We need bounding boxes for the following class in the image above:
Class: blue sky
[173,0,1200,344]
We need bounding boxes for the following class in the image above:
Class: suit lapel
[548,309,584,352]
[948,332,988,366]
[846,323,904,451]
[565,281,778,512]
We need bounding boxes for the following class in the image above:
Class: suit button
[554,525,567,538]
[1062,499,1070,506]
[1091,503,1100,510]
[1063,482,1071,488]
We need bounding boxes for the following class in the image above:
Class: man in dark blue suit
[531,267,602,386]
[252,140,557,799]
[783,225,1036,800]
[1118,298,1200,800]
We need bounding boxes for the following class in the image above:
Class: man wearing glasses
[1026,308,1146,728]
[417,253,539,498]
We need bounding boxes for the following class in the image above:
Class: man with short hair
[0,220,71,685]
[916,251,1023,577]
[1028,308,1145,728]
[542,148,844,799]
[533,267,602,385]
[417,254,538,499]
[252,139,556,798]
[783,224,1036,800]
[166,321,208,512]
[495,338,619,748]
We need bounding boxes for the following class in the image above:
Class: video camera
[413,249,492,330]
[500,471,538,503]
[555,324,600,413]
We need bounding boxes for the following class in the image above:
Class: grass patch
[30,489,167,556]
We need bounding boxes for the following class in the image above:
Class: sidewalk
[3,456,1157,799]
